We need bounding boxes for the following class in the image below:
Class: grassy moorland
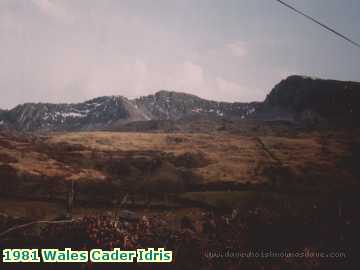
[0,128,359,269]
[0,129,359,211]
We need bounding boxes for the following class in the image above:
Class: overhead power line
[275,0,360,49]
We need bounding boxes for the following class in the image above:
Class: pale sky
[0,0,359,109]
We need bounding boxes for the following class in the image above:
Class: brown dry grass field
[0,130,359,229]
[47,131,360,184]
[0,131,358,185]
[48,132,270,183]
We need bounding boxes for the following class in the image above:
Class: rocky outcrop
[1,75,359,132]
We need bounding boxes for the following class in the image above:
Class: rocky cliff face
[258,75,360,126]
[0,91,258,132]
[1,96,141,132]
[134,90,258,120]
[1,75,359,132]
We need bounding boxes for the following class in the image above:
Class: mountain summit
[0,90,258,132]
[1,76,359,132]
[259,75,360,125]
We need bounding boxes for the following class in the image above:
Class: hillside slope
[0,91,258,132]
[259,75,360,126]
[1,75,360,132]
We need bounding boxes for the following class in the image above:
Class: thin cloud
[215,77,261,102]
[31,0,73,23]
[226,41,248,57]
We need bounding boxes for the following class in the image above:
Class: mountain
[133,90,257,120]
[1,75,359,132]
[258,75,360,126]
[0,96,145,132]
[0,91,258,132]
[0,109,7,129]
